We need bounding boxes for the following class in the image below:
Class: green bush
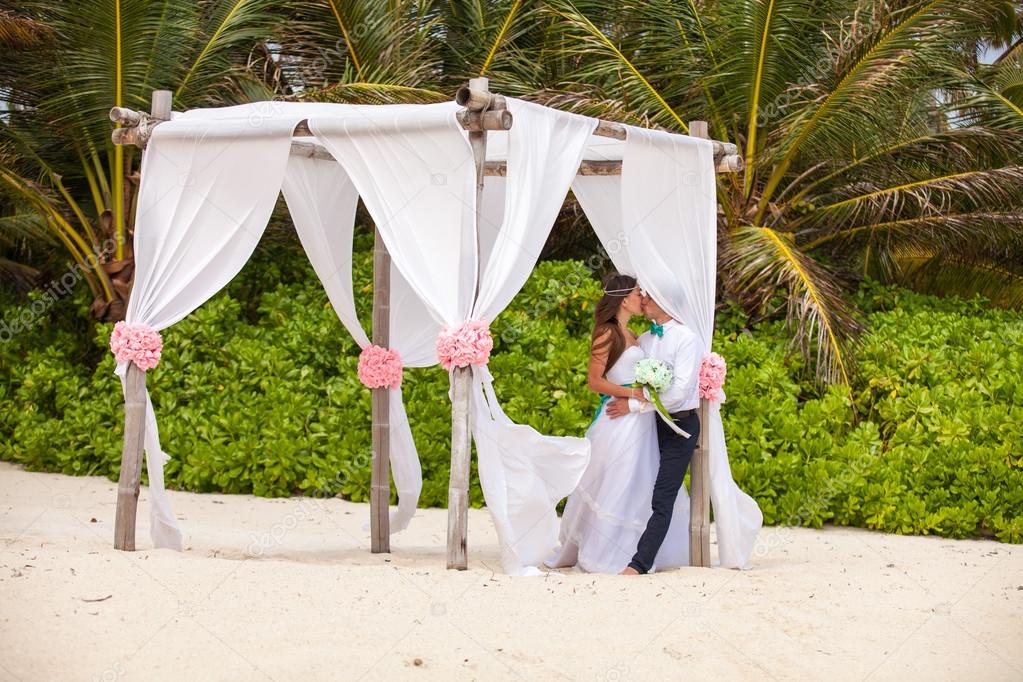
[1,236,1020,543]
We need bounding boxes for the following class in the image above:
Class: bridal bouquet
[632,358,691,438]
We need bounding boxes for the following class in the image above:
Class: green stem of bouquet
[631,382,675,425]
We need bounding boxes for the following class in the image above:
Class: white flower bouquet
[632,358,692,438]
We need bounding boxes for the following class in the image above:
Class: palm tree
[530,0,1023,383]
[2,0,1020,384]
[0,0,288,319]
[272,2,449,104]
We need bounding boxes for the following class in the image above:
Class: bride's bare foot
[619,566,640,575]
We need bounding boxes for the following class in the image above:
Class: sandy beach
[1,460,1020,681]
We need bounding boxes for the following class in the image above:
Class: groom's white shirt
[628,319,702,413]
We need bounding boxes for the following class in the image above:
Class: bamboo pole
[370,226,391,553]
[688,120,713,569]
[292,117,737,157]
[447,77,499,570]
[112,90,170,552]
[113,361,147,550]
[110,99,743,173]
[291,144,740,174]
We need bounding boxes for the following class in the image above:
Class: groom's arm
[658,331,702,412]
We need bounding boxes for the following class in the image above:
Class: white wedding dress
[544,344,691,573]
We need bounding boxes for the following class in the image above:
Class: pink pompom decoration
[699,352,727,401]
[109,321,163,371]
[436,319,494,371]
[357,344,403,390]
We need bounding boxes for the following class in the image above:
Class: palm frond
[887,249,1023,308]
[757,0,1016,216]
[545,0,695,132]
[0,8,50,49]
[290,82,447,105]
[804,166,1023,228]
[722,225,862,385]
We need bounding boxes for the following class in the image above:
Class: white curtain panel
[120,115,302,549]
[468,100,596,574]
[126,98,756,572]
[310,100,596,574]
[574,127,763,569]
[309,103,478,323]
[280,151,430,533]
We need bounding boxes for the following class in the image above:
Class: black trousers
[628,409,701,574]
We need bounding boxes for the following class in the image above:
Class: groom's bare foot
[619,566,640,575]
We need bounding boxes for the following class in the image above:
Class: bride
[544,273,690,573]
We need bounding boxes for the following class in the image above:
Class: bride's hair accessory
[603,285,633,296]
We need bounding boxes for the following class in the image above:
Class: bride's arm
[587,330,644,400]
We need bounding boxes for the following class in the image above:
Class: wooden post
[689,399,712,567]
[688,119,713,568]
[371,226,391,553]
[114,362,147,550]
[448,365,471,569]
[112,91,170,552]
[447,76,493,570]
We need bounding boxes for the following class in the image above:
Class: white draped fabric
[309,99,595,574]
[121,97,758,573]
[469,100,597,573]
[120,116,301,549]
[280,151,431,533]
[573,127,763,569]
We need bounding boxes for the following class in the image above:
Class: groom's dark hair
[592,273,637,372]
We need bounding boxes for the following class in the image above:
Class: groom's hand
[606,398,630,419]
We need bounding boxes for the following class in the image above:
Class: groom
[606,290,702,575]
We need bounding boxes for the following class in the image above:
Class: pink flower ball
[357,344,403,390]
[699,351,727,401]
[109,321,163,371]
[436,319,493,371]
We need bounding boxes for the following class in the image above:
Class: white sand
[1,460,1020,682]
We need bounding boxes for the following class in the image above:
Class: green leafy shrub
[1,237,1020,543]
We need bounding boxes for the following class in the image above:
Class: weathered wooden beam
[689,399,712,568]
[591,118,738,158]
[113,94,741,170]
[370,226,391,554]
[293,117,737,159]
[447,77,497,571]
[479,158,742,176]
[112,90,171,552]
[448,365,471,570]
[292,142,739,174]
[113,361,147,551]
[688,120,713,569]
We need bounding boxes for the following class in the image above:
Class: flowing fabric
[281,151,431,533]
[468,100,597,573]
[123,98,755,573]
[120,115,302,549]
[573,127,763,569]
[310,98,596,574]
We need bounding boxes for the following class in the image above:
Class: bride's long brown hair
[591,273,637,373]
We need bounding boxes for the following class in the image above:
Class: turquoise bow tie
[649,322,664,337]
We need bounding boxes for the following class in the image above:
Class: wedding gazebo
[108,80,762,575]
